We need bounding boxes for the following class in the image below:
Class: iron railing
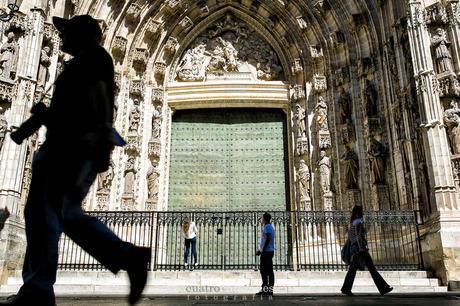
[57,210,424,271]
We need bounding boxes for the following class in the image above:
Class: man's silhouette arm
[10,102,49,145]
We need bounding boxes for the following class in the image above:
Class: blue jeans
[19,149,133,300]
[184,237,197,264]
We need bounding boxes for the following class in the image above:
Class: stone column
[0,8,45,281]
[407,0,460,286]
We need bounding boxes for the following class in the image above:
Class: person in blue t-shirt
[255,212,275,296]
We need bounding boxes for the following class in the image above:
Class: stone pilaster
[407,0,460,285]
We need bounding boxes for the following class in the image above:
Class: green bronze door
[169,108,289,212]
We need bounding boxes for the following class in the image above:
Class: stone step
[1,271,447,295]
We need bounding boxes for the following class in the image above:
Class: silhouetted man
[4,15,150,306]
[255,212,275,296]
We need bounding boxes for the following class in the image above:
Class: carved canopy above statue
[176,13,284,82]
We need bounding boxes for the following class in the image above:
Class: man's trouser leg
[61,160,133,273]
[260,252,269,290]
[265,252,274,289]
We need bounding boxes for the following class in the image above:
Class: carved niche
[175,13,284,82]
[145,19,162,41]
[112,36,128,60]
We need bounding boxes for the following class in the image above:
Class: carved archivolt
[175,13,284,82]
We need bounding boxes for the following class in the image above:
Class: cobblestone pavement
[51,294,460,306]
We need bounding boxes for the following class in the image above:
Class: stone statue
[0,32,19,81]
[317,150,331,194]
[315,96,329,132]
[341,146,359,189]
[37,46,51,90]
[128,101,141,133]
[146,162,160,200]
[97,161,114,192]
[295,103,307,138]
[218,37,238,71]
[368,138,387,184]
[151,115,161,140]
[0,107,7,151]
[338,89,352,124]
[444,101,460,154]
[297,159,310,201]
[432,28,454,74]
[123,156,137,195]
[365,80,378,117]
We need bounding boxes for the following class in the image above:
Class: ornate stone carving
[291,58,303,75]
[330,31,345,47]
[315,96,329,132]
[123,156,137,195]
[296,16,308,30]
[165,37,178,53]
[364,80,378,117]
[37,46,51,91]
[97,161,114,193]
[5,12,28,33]
[0,107,7,152]
[125,134,140,155]
[292,85,305,102]
[145,19,162,41]
[128,99,141,134]
[200,5,210,16]
[152,87,164,104]
[175,13,283,82]
[431,28,454,75]
[438,74,460,98]
[426,2,448,25]
[407,3,426,29]
[341,146,359,189]
[0,79,16,103]
[368,138,387,185]
[112,36,127,60]
[95,192,109,211]
[133,48,148,71]
[360,57,374,76]
[43,23,55,43]
[126,3,142,23]
[310,45,323,60]
[147,161,160,200]
[130,80,144,97]
[165,0,181,13]
[0,32,19,81]
[114,72,121,92]
[314,74,327,92]
[335,67,350,86]
[151,106,162,141]
[350,13,368,31]
[444,101,460,154]
[179,16,193,30]
[318,150,331,194]
[148,140,161,160]
[154,61,167,77]
[338,88,352,124]
[297,159,310,201]
[296,137,309,156]
[295,103,307,138]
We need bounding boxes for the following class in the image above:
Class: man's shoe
[380,286,393,295]
[341,289,354,296]
[127,246,151,305]
[0,294,56,306]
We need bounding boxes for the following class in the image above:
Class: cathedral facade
[0,0,459,289]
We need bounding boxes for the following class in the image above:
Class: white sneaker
[184,263,188,267]
[194,262,198,267]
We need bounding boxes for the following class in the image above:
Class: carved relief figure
[218,37,238,71]
[431,28,453,74]
[444,101,460,154]
[318,150,331,194]
[97,161,114,192]
[0,107,7,151]
[368,138,387,184]
[0,32,19,81]
[315,96,329,132]
[365,80,378,117]
[295,103,307,138]
[341,146,359,189]
[338,89,352,124]
[37,46,51,90]
[297,159,310,201]
[123,156,137,195]
[151,114,161,140]
[128,100,141,133]
[147,162,160,200]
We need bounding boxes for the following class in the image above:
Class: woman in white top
[182,217,198,267]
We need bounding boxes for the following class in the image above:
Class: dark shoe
[341,289,354,296]
[0,294,56,306]
[380,286,393,295]
[127,246,151,305]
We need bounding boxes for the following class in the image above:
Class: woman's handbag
[351,251,367,271]
[341,239,351,265]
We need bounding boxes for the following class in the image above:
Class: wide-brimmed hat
[52,15,102,41]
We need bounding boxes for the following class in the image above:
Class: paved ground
[49,294,460,306]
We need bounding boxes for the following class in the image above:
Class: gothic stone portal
[168,109,289,212]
